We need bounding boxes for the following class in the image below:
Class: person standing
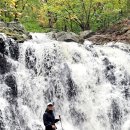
[43,102,60,130]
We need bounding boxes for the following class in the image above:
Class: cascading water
[0,33,130,130]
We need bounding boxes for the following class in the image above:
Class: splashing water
[0,33,130,130]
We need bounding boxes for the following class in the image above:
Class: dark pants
[45,126,55,130]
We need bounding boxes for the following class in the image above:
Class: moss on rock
[0,21,32,43]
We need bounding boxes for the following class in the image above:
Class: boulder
[5,74,17,98]
[126,30,130,34]
[0,33,6,55]
[0,33,19,60]
[7,21,25,32]
[88,34,112,44]
[4,74,18,103]
[55,31,84,43]
[80,30,94,39]
[8,39,19,60]
[0,21,32,43]
[47,31,57,39]
[0,21,6,28]
[25,48,37,74]
[0,55,11,74]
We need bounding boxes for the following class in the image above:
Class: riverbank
[0,21,32,43]
[88,19,130,44]
[0,19,130,45]
[45,19,130,44]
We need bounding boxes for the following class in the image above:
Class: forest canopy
[0,0,129,32]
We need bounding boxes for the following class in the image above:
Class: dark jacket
[43,109,59,130]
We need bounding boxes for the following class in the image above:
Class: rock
[80,30,94,39]
[55,31,84,43]
[4,74,18,103]
[0,21,32,43]
[25,126,31,130]
[103,58,116,85]
[109,100,122,129]
[72,52,81,63]
[25,48,37,74]
[4,74,17,98]
[0,34,6,55]
[88,34,112,44]
[0,33,19,60]
[86,19,130,44]
[126,30,130,34]
[47,31,57,39]
[0,27,31,43]
[127,19,130,25]
[7,21,25,31]
[121,27,129,34]
[8,39,19,60]
[0,21,6,28]
[0,33,7,39]
[0,55,11,74]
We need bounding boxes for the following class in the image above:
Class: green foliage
[0,0,29,22]
[0,0,129,32]
[38,0,127,32]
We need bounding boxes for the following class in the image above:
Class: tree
[0,0,28,22]
[0,0,128,32]
[38,0,127,32]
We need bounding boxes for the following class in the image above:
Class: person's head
[47,102,54,111]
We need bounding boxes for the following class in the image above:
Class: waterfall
[0,33,130,130]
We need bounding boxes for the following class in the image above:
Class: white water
[1,33,130,130]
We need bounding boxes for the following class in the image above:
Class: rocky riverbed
[88,19,130,44]
[47,19,130,44]
[0,19,130,49]
[0,21,32,43]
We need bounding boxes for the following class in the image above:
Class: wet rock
[87,19,130,44]
[67,77,77,100]
[105,67,116,85]
[80,30,94,39]
[103,58,110,66]
[0,34,6,55]
[7,21,25,31]
[0,110,5,130]
[103,58,116,85]
[111,101,121,123]
[8,39,19,60]
[88,34,111,44]
[55,31,84,43]
[25,126,31,130]
[0,55,11,74]
[72,52,81,63]
[47,31,57,39]
[0,33,19,60]
[108,100,122,130]
[25,48,37,74]
[121,27,129,34]
[4,106,22,129]
[70,107,86,126]
[43,47,62,77]
[0,21,32,43]
[5,74,18,98]
[126,30,130,34]
[0,21,6,28]
[123,87,130,100]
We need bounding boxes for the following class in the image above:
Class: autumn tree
[0,0,128,32]
[38,0,127,32]
[0,0,28,22]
